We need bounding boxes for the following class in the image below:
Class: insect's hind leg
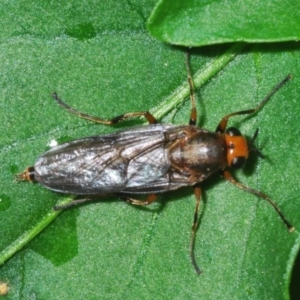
[52,92,157,125]
[115,193,157,206]
[53,197,99,210]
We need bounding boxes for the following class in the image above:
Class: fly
[17,53,294,274]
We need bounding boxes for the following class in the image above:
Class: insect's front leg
[115,193,157,206]
[215,75,291,133]
[52,92,157,125]
[221,169,294,231]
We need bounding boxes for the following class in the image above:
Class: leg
[216,75,291,133]
[54,197,98,210]
[115,193,157,206]
[185,52,197,126]
[54,193,158,210]
[52,92,157,125]
[191,185,202,275]
[222,170,294,231]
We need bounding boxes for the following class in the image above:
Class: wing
[34,124,181,195]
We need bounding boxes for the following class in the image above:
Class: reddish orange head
[224,127,249,169]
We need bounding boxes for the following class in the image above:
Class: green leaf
[147,0,300,46]
[0,1,300,300]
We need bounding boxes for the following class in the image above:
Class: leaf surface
[0,1,300,300]
[147,0,300,46]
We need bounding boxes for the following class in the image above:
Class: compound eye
[231,156,246,169]
[226,127,241,136]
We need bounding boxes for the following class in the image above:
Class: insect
[17,53,294,274]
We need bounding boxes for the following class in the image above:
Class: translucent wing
[34,124,187,194]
